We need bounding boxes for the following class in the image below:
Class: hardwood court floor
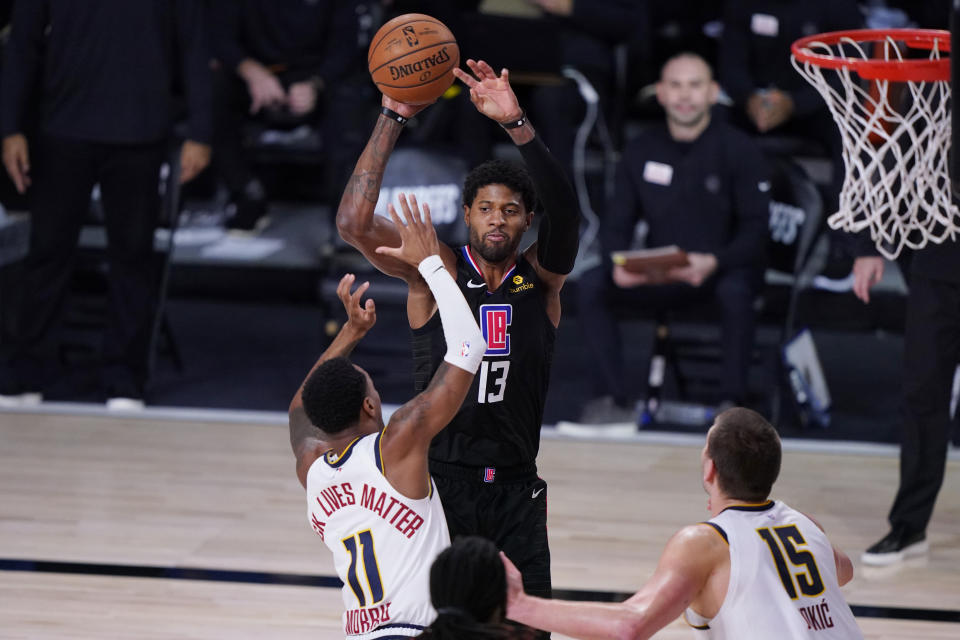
[1,411,958,639]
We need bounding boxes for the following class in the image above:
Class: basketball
[368,13,459,105]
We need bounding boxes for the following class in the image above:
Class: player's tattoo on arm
[346,118,402,205]
[346,169,384,205]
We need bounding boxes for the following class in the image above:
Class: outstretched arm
[802,512,854,586]
[289,274,376,487]
[335,96,454,281]
[504,525,725,639]
[375,196,486,498]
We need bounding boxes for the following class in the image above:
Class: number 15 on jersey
[478,304,512,404]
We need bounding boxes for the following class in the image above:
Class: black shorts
[429,461,551,599]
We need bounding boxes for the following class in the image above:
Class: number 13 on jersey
[478,304,512,404]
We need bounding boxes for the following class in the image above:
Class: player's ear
[361,396,377,418]
[703,456,717,484]
[524,211,533,230]
[463,204,471,226]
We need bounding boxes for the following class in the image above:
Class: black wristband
[380,106,408,126]
[499,110,527,129]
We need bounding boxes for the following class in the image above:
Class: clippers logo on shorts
[480,304,512,356]
[483,467,496,483]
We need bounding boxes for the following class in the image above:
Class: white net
[792,34,958,259]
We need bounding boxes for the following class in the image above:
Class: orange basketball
[368,13,459,105]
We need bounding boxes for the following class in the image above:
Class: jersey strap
[700,521,729,544]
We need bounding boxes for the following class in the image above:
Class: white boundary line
[2,402,958,460]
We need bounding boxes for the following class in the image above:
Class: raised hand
[381,93,432,121]
[336,273,376,334]
[374,193,440,267]
[452,59,522,123]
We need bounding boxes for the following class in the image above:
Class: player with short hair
[503,407,864,639]
[336,57,580,612]
[289,196,486,639]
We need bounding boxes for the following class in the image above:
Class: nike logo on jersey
[467,280,487,288]
[531,487,544,499]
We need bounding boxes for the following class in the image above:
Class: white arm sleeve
[418,255,487,373]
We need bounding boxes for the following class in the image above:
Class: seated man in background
[504,407,864,640]
[718,0,863,277]
[209,0,372,231]
[577,53,768,424]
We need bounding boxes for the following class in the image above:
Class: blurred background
[0,0,954,446]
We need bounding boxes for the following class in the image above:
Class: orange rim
[791,28,950,82]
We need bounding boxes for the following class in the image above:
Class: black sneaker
[861,529,928,566]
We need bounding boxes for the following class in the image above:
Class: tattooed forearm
[343,117,403,206]
[348,170,384,204]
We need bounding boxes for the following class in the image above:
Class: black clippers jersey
[413,246,557,467]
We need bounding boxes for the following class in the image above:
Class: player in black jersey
[336,58,580,628]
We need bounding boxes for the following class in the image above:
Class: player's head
[462,160,536,264]
[421,536,523,639]
[703,407,781,502]
[300,357,383,435]
[656,52,718,129]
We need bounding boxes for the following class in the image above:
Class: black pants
[431,469,550,637]
[889,274,960,535]
[0,135,165,394]
[577,264,761,403]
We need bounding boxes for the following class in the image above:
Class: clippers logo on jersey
[480,304,512,356]
[483,467,496,483]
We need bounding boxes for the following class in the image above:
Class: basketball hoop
[792,28,958,259]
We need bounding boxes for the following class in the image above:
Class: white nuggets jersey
[306,432,450,639]
[685,501,862,639]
